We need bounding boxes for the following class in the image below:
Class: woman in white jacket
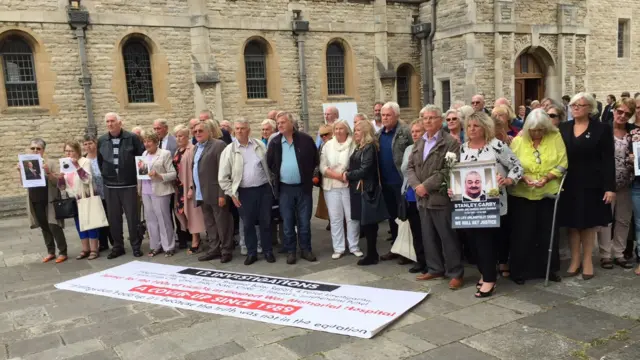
[320,119,362,259]
[57,141,96,260]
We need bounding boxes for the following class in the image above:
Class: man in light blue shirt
[193,141,206,201]
[280,137,302,184]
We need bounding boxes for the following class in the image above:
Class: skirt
[558,185,612,229]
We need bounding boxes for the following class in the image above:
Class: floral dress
[614,133,633,191]
[460,138,524,216]
[173,148,186,215]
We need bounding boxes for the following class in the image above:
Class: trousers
[104,186,140,252]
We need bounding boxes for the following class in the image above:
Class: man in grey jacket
[377,102,413,261]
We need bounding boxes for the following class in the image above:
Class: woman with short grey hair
[444,109,464,143]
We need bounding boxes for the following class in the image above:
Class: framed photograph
[135,156,150,180]
[449,160,500,229]
[59,158,77,174]
[634,142,640,176]
[18,154,46,188]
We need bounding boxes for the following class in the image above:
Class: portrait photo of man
[462,170,487,202]
[137,159,149,176]
[23,160,42,180]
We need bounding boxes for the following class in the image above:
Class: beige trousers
[597,187,632,259]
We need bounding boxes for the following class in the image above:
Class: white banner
[55,261,428,338]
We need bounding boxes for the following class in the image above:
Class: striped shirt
[111,138,120,174]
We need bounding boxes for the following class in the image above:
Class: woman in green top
[509,109,568,284]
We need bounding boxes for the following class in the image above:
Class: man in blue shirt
[377,102,413,262]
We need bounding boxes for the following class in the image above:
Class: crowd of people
[21,90,640,298]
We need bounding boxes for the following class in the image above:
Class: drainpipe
[292,11,310,132]
[427,0,436,104]
[414,1,436,106]
[67,6,96,136]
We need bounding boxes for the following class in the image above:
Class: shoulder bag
[359,151,390,226]
[52,191,78,220]
[77,184,109,231]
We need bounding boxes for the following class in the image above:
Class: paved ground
[0,207,639,360]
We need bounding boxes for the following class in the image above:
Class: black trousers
[238,184,274,256]
[509,196,559,280]
[98,199,113,249]
[362,223,379,259]
[104,186,141,252]
[381,183,402,240]
[465,228,498,283]
[32,201,67,256]
[407,201,425,266]
[497,214,510,265]
[170,196,190,246]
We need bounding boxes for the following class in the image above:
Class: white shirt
[372,120,383,133]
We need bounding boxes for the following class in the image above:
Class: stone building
[0,0,638,211]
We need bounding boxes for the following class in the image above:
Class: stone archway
[514,46,557,107]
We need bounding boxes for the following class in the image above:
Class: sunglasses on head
[616,109,633,118]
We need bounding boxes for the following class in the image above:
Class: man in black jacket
[267,111,318,265]
[98,112,145,259]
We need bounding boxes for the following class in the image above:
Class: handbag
[52,192,78,220]
[77,184,109,231]
[137,197,147,241]
[391,218,417,261]
[398,192,408,222]
[359,152,390,226]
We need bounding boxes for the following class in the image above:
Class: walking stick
[545,173,567,287]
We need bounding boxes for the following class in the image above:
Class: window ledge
[0,106,49,115]
[125,102,161,110]
[327,95,354,101]
[246,99,277,106]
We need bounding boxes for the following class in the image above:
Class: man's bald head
[267,110,278,120]
[324,106,339,124]
[471,95,485,112]
[494,97,510,107]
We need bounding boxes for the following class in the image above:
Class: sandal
[600,258,614,270]
[42,254,56,263]
[87,252,99,260]
[76,251,89,260]
[148,249,163,257]
[187,245,200,255]
[613,258,633,269]
[165,250,175,257]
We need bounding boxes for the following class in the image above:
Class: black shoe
[357,256,379,266]
[513,278,525,285]
[278,247,288,254]
[409,265,425,273]
[264,252,276,263]
[287,252,297,265]
[326,223,331,231]
[475,284,496,298]
[99,246,109,252]
[133,249,143,257]
[398,257,413,265]
[221,254,233,263]
[107,249,125,259]
[198,252,220,261]
[548,273,562,282]
[380,252,398,261]
[244,255,258,265]
[359,232,365,239]
[177,242,188,250]
[301,250,317,262]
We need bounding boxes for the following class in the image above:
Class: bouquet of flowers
[439,152,458,195]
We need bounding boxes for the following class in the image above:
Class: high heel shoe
[475,284,496,298]
[581,273,594,280]
[564,266,582,277]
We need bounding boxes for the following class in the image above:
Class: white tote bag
[390,218,417,262]
[78,184,108,231]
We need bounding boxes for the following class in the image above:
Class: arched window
[0,36,39,107]
[244,40,267,99]
[123,39,154,103]
[326,42,345,96]
[396,65,411,108]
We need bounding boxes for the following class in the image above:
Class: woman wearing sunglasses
[545,103,566,128]
[509,109,567,284]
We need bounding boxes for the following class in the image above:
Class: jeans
[630,184,640,260]
[279,183,312,253]
[238,184,273,256]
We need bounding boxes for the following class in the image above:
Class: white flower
[445,152,457,162]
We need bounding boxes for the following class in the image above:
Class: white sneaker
[240,246,247,255]
[257,246,263,254]
[352,250,364,257]
[332,253,343,260]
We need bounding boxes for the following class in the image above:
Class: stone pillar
[373,0,388,102]
[557,5,579,97]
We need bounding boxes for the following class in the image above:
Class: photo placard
[18,154,46,188]
[449,160,500,229]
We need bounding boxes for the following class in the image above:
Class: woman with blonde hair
[492,105,518,142]
[57,140,97,260]
[558,92,615,280]
[173,123,205,254]
[344,120,381,265]
[321,120,362,259]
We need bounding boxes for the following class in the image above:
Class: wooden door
[515,79,525,107]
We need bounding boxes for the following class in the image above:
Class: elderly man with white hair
[98,112,145,259]
[377,101,413,262]
[471,94,491,115]
[317,106,339,147]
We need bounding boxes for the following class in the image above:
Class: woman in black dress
[344,120,381,266]
[558,92,616,280]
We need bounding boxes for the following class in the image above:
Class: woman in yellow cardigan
[509,109,568,284]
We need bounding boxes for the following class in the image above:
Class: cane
[544,173,567,287]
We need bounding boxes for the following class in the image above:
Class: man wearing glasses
[471,94,491,115]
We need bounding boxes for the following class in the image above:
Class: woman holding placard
[558,92,615,280]
[138,132,177,257]
[509,109,567,284]
[458,111,523,297]
[57,141,98,260]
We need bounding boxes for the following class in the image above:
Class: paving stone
[220,343,298,360]
[28,316,91,336]
[444,302,527,331]
[358,260,413,278]
[0,314,12,334]
[8,333,63,358]
[235,327,308,349]
[98,329,145,348]
[22,339,104,360]
[487,295,543,315]
[184,341,245,360]
[145,307,184,321]
[410,297,462,319]
[509,288,574,308]
[140,313,214,336]
[407,342,498,360]
[66,348,122,360]
[299,265,381,285]
[401,317,480,346]
[385,312,426,331]
[461,322,581,360]
[601,342,640,360]
[518,303,637,343]
[381,330,437,353]
[363,277,426,292]
[0,328,29,344]
[278,331,354,357]
[9,306,51,329]
[434,285,494,307]
[45,295,130,321]
[60,313,152,344]
[575,286,640,320]
[5,284,57,299]
[533,277,609,299]
[323,338,417,360]
[87,306,136,323]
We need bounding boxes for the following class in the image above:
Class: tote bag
[78,184,108,231]
[391,218,417,261]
